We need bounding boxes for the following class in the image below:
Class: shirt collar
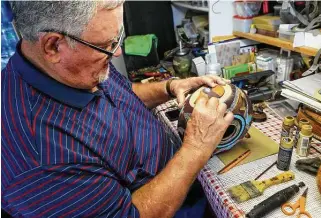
[12,42,96,109]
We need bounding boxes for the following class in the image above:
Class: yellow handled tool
[228,171,295,203]
[281,188,312,218]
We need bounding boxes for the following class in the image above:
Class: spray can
[277,137,294,171]
[280,116,295,144]
[296,124,313,157]
[294,119,310,148]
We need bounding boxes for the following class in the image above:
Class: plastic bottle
[206,63,222,77]
[280,116,295,144]
[294,119,310,148]
[296,124,313,157]
[250,24,257,34]
[277,137,294,171]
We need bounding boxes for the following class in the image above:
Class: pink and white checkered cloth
[154,100,321,218]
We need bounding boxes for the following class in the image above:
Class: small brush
[228,171,295,203]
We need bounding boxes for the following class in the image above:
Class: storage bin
[255,23,279,32]
[233,16,253,33]
[234,1,262,18]
[253,15,281,26]
[184,22,198,40]
[257,28,278,38]
[278,30,295,42]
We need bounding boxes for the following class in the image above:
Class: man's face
[57,5,123,90]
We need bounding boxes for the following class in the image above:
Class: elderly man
[1,1,233,217]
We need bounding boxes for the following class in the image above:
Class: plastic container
[198,27,209,48]
[206,63,222,77]
[278,30,295,42]
[234,1,262,18]
[233,16,253,33]
[255,23,279,32]
[184,22,198,41]
[273,4,282,16]
[192,15,208,29]
[257,28,278,38]
[253,15,281,26]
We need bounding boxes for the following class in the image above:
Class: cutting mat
[218,126,279,165]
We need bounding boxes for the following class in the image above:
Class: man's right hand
[132,96,234,218]
[182,96,234,159]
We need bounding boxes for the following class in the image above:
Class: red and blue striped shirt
[1,46,179,217]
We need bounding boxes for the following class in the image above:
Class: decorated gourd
[177,84,253,154]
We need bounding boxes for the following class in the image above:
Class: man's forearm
[132,82,171,108]
[132,145,210,218]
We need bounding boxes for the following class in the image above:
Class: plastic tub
[278,30,295,42]
[233,16,253,33]
[255,23,279,32]
[257,28,278,38]
[184,22,198,40]
[234,1,262,18]
[253,15,281,26]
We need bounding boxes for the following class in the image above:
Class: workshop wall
[123,1,177,59]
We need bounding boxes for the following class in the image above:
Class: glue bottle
[280,116,295,144]
[296,124,313,157]
[294,118,310,148]
[277,137,294,171]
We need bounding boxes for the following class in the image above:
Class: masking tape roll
[314,88,321,101]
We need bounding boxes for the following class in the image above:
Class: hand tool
[228,171,295,203]
[254,161,277,180]
[246,182,305,218]
[217,150,251,175]
[281,188,311,218]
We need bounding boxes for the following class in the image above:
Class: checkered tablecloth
[153,100,321,218]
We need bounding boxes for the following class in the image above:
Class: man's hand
[183,95,234,158]
[170,75,231,107]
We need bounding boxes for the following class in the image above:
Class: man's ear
[40,33,65,64]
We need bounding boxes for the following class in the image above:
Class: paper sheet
[217,126,279,165]
[282,73,321,99]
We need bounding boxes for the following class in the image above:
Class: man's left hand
[170,75,231,107]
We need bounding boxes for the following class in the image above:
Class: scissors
[281,188,312,218]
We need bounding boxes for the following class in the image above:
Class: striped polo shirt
[1,47,180,217]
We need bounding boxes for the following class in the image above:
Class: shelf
[172,1,209,12]
[233,31,319,57]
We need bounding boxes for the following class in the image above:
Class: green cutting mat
[217,126,279,165]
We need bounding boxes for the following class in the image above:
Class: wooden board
[233,31,318,57]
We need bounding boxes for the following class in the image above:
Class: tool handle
[298,197,312,218]
[281,202,299,215]
[262,171,295,189]
[247,184,300,218]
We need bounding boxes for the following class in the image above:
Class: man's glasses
[42,26,124,59]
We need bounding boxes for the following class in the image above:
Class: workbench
[154,99,321,218]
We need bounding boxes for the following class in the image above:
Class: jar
[173,48,192,78]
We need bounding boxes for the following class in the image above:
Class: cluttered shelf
[171,1,209,12]
[233,31,319,57]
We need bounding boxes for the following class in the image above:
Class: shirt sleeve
[2,164,140,218]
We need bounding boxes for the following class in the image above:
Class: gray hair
[11,1,124,42]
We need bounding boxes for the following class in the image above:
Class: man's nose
[113,47,122,57]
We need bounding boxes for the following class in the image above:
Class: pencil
[254,161,277,180]
[217,150,251,174]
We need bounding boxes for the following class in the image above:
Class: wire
[211,0,221,14]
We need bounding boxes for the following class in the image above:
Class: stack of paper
[281,73,321,112]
